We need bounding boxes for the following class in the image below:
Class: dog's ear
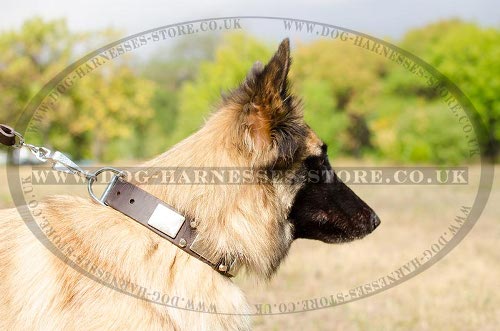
[236,38,302,163]
[245,38,290,99]
[244,60,264,85]
[261,37,291,97]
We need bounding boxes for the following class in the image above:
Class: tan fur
[0,104,319,330]
[0,39,324,330]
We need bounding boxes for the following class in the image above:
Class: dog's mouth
[288,176,381,244]
[291,212,381,244]
[313,221,381,244]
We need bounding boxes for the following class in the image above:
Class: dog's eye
[303,155,324,170]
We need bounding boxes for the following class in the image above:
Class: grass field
[0,163,498,330]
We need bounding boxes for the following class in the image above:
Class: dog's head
[223,38,380,245]
[159,38,380,278]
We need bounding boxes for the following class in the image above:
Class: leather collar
[102,176,240,277]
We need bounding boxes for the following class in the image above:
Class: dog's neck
[135,109,294,279]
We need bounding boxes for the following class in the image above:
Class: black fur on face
[289,145,380,243]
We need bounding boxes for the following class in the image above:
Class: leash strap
[0,124,16,147]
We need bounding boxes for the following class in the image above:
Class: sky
[1,0,498,40]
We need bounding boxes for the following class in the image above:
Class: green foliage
[398,20,500,159]
[292,39,386,157]
[57,65,155,161]
[138,34,221,153]
[0,18,497,164]
[0,18,156,162]
[0,18,76,126]
[300,79,349,156]
[371,96,469,164]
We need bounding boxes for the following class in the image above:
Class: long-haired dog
[0,39,379,330]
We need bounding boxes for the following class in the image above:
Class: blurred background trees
[0,18,498,164]
[0,18,156,162]
[291,39,387,157]
[400,20,500,160]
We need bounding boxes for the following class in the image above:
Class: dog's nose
[370,213,381,231]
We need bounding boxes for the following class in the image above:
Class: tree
[138,34,221,155]
[291,39,387,157]
[0,17,156,162]
[0,18,75,127]
[399,20,500,160]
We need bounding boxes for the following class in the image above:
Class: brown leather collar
[103,177,240,277]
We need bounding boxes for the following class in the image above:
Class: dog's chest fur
[0,199,251,330]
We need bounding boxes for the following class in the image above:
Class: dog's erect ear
[225,38,303,166]
[245,38,291,98]
[236,39,302,162]
[263,37,291,97]
[244,60,264,84]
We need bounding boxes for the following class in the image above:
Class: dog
[0,38,379,330]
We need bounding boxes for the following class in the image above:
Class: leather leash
[0,124,240,277]
[0,124,16,147]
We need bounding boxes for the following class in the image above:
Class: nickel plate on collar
[190,235,219,265]
[190,235,241,277]
[147,204,185,239]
